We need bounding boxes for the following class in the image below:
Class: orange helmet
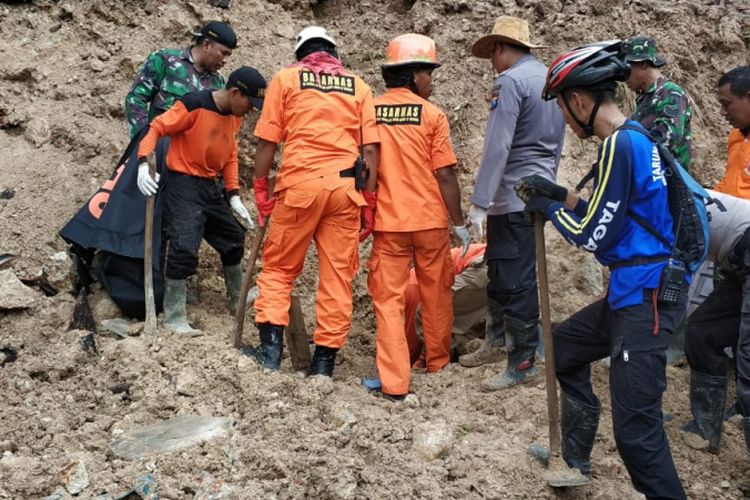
[382,34,440,68]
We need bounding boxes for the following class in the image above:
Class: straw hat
[471,16,546,58]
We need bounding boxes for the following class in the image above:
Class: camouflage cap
[622,36,666,67]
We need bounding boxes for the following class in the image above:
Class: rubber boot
[561,391,601,475]
[223,264,243,315]
[247,323,284,370]
[481,316,539,391]
[163,278,203,337]
[681,370,727,454]
[308,345,338,377]
[459,298,506,368]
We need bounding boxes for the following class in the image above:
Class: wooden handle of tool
[534,214,560,454]
[232,175,275,349]
[143,152,157,336]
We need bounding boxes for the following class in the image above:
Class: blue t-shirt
[545,120,674,309]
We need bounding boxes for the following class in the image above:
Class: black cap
[193,21,237,49]
[226,66,266,109]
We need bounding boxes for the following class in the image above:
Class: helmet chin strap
[561,91,605,138]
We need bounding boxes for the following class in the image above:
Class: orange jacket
[138,91,242,193]
[373,88,458,232]
[715,129,750,199]
[254,67,379,193]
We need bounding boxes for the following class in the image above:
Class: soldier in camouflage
[124,21,237,137]
[623,35,693,170]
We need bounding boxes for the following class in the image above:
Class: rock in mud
[58,460,89,495]
[412,421,454,460]
[0,269,39,309]
[109,415,230,460]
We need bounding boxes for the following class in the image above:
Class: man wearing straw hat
[463,16,565,392]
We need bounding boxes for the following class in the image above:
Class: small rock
[274,25,295,39]
[195,472,232,499]
[101,318,142,338]
[404,394,420,408]
[0,269,39,310]
[683,431,709,450]
[175,370,199,396]
[331,403,357,428]
[43,251,74,292]
[0,441,17,453]
[721,480,730,489]
[59,460,89,495]
[528,443,550,467]
[23,117,51,147]
[89,59,106,72]
[412,421,454,460]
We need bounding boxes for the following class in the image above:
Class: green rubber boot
[163,278,203,337]
[481,316,539,391]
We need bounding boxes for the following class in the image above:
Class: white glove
[452,224,472,257]
[230,195,255,229]
[137,162,160,196]
[468,204,487,240]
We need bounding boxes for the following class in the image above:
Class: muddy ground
[1,0,750,498]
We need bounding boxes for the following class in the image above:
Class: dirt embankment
[1,0,749,498]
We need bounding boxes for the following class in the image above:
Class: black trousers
[485,212,539,322]
[554,289,687,500]
[686,268,750,417]
[163,171,245,280]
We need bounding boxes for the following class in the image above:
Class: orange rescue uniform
[253,66,379,348]
[715,129,750,199]
[138,97,241,193]
[368,87,458,395]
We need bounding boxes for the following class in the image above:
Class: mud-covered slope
[1,1,749,498]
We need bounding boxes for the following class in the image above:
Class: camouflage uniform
[124,47,225,138]
[632,77,693,170]
[623,36,693,170]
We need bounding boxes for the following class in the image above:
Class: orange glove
[359,190,377,242]
[253,176,276,228]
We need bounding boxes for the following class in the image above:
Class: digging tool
[286,294,311,371]
[143,152,157,337]
[233,214,268,349]
[533,214,589,488]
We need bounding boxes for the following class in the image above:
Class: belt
[608,255,670,271]
[339,167,356,178]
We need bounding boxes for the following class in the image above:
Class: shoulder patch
[375,104,423,125]
[299,71,355,95]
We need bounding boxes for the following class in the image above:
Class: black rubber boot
[307,345,339,377]
[481,316,539,391]
[249,323,284,371]
[681,370,727,454]
[561,391,601,475]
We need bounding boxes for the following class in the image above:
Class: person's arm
[223,137,240,196]
[254,139,277,179]
[647,86,690,166]
[436,167,463,225]
[359,85,380,193]
[470,75,521,209]
[136,100,195,160]
[125,51,165,138]
[546,132,633,252]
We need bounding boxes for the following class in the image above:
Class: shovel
[533,214,589,488]
[143,152,157,337]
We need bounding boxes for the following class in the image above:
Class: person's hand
[137,162,160,196]
[253,176,276,228]
[452,224,472,257]
[229,195,254,229]
[524,195,556,220]
[515,174,567,203]
[359,190,377,242]
[467,204,487,240]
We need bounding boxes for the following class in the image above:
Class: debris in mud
[58,460,89,496]
[101,318,142,338]
[1,346,18,366]
[109,416,230,460]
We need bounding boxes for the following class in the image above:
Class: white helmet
[294,26,336,53]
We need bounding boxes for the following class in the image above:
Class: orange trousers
[255,177,362,348]
[368,229,454,395]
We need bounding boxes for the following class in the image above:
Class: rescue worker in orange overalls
[368,34,471,399]
[251,26,380,374]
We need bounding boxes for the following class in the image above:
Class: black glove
[524,195,556,220]
[515,175,568,203]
